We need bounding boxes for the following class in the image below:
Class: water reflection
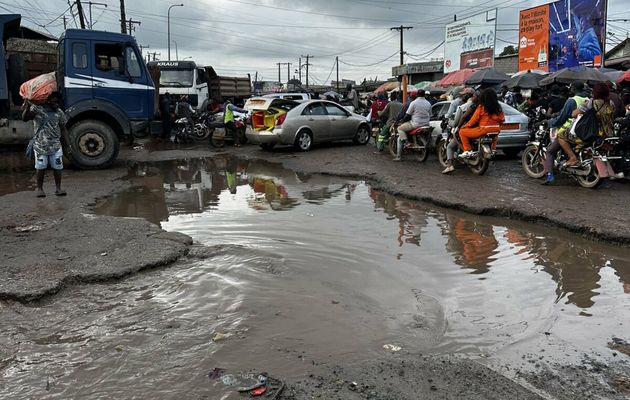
[368,188,630,310]
[96,156,352,224]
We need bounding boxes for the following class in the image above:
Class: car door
[301,102,330,142]
[324,102,355,140]
[91,42,150,119]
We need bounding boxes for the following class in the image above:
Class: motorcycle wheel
[388,134,398,157]
[412,136,429,162]
[469,155,490,175]
[436,139,449,169]
[576,165,602,189]
[192,125,210,141]
[521,144,546,179]
[210,130,226,148]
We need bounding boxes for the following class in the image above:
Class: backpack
[573,103,599,142]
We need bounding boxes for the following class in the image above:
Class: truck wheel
[66,120,119,169]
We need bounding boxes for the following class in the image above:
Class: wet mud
[1,152,629,399]
[0,145,630,399]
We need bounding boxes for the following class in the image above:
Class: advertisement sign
[548,0,607,71]
[461,49,494,69]
[444,10,497,73]
[518,0,608,72]
[518,5,550,71]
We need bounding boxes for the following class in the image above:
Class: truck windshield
[159,69,193,87]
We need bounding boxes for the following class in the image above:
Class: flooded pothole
[2,155,629,399]
[0,151,36,196]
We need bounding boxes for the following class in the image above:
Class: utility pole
[75,0,86,29]
[286,62,291,84]
[139,44,150,61]
[63,16,67,30]
[88,2,107,29]
[147,52,160,61]
[390,25,412,102]
[126,18,141,35]
[120,0,127,33]
[277,62,290,85]
[336,56,339,92]
[301,54,312,88]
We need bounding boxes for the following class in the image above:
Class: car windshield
[159,69,194,87]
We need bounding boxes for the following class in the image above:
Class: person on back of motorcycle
[374,91,403,153]
[457,89,504,159]
[370,93,388,128]
[543,82,590,184]
[393,89,431,161]
[442,90,479,174]
[175,95,195,127]
[570,83,617,176]
[223,99,248,147]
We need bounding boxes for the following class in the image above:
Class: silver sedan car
[245,99,371,151]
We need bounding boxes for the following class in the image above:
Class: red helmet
[408,90,418,98]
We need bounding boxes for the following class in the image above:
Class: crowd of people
[361,78,630,180]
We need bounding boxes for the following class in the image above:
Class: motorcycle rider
[223,99,248,147]
[542,82,590,184]
[442,90,480,174]
[457,88,504,159]
[393,89,431,162]
[374,91,403,153]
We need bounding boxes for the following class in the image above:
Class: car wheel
[353,124,370,145]
[294,129,313,151]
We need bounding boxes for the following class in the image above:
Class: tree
[499,45,517,56]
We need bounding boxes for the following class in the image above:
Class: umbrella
[424,86,447,95]
[539,66,608,85]
[373,81,399,94]
[510,69,547,77]
[465,67,510,85]
[437,68,477,87]
[604,70,624,82]
[413,81,432,89]
[503,70,546,89]
[615,70,630,84]
[322,90,340,99]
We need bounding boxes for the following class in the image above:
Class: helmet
[409,90,418,98]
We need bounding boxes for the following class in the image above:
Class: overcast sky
[4,0,629,84]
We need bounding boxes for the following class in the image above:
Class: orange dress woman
[459,89,505,154]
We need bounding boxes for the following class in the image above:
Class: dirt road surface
[1,139,629,399]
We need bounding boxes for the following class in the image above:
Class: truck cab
[148,60,208,111]
[59,29,154,168]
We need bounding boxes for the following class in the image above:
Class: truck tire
[66,120,119,169]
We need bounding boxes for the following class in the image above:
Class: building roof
[605,38,630,68]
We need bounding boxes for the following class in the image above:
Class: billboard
[518,0,607,72]
[444,10,497,73]
[518,5,550,71]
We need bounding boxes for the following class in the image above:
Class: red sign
[460,49,494,69]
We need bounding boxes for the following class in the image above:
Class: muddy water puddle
[0,151,35,195]
[2,155,630,398]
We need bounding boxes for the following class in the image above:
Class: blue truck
[0,15,155,169]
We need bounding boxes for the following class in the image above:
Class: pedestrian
[346,83,359,110]
[223,99,248,147]
[159,92,172,140]
[22,91,68,197]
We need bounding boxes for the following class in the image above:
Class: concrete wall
[493,54,518,75]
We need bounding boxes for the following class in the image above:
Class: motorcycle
[436,120,498,175]
[172,110,212,143]
[602,116,630,178]
[521,120,615,188]
[387,123,434,162]
[208,112,248,148]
